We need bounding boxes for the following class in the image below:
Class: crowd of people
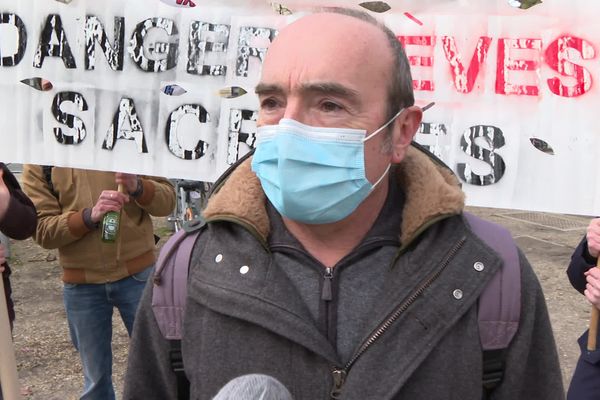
[1,7,600,400]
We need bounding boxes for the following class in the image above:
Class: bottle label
[102,212,120,243]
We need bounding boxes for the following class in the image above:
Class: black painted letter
[457,125,506,185]
[33,14,76,69]
[0,13,27,67]
[165,104,210,160]
[187,21,230,76]
[227,109,257,164]
[129,18,179,72]
[84,16,125,71]
[102,98,148,153]
[51,92,88,145]
[236,26,277,77]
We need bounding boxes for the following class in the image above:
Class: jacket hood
[203,145,465,246]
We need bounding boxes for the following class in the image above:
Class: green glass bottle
[101,210,121,243]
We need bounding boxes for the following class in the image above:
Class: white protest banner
[0,0,598,215]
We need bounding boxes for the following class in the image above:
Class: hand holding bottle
[90,190,129,224]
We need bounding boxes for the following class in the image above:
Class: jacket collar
[203,144,465,245]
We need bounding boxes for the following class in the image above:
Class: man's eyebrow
[255,82,360,102]
[255,83,283,95]
[298,82,360,101]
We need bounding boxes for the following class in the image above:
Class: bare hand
[587,218,600,258]
[0,243,6,271]
[0,168,9,221]
[585,268,600,308]
[115,173,139,194]
[90,190,129,223]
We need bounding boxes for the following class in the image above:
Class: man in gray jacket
[124,8,564,400]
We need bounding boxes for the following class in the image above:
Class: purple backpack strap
[152,225,203,340]
[464,212,521,351]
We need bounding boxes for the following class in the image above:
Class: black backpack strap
[482,348,507,399]
[463,212,521,399]
[169,339,190,400]
[41,165,57,197]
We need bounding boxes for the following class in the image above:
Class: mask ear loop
[370,163,392,189]
[362,108,405,143]
[364,109,404,187]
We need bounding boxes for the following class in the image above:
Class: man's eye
[260,98,280,110]
[320,101,343,112]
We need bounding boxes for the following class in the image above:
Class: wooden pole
[0,279,21,399]
[587,257,600,351]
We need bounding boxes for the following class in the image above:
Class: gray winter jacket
[124,146,564,400]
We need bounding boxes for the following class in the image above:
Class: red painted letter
[442,36,492,93]
[495,38,542,96]
[545,36,595,97]
[397,35,435,91]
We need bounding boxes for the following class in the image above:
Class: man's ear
[391,106,423,163]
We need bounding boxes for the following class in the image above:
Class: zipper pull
[322,267,333,301]
[330,368,347,399]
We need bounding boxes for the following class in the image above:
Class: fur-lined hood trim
[203,145,465,247]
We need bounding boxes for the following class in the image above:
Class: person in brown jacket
[21,166,175,400]
[0,163,37,330]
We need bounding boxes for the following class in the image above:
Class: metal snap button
[473,262,484,272]
[453,289,463,300]
[240,265,249,275]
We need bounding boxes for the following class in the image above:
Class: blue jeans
[63,267,152,400]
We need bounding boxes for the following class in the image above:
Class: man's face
[255,13,397,184]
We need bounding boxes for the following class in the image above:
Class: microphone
[212,374,293,400]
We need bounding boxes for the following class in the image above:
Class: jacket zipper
[329,237,466,399]
[322,267,334,301]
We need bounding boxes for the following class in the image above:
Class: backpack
[151,212,521,400]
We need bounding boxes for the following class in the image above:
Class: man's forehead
[257,11,393,100]
[282,11,378,35]
[266,11,387,57]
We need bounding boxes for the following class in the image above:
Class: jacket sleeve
[492,250,565,400]
[0,163,37,240]
[21,164,90,249]
[567,236,595,295]
[123,278,179,400]
[132,176,176,218]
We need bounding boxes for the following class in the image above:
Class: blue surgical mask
[251,110,403,224]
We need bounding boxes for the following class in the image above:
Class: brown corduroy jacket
[22,166,176,284]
